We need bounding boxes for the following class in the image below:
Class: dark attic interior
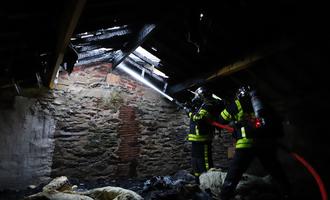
[1,1,329,200]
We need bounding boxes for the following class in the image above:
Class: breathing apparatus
[236,85,266,128]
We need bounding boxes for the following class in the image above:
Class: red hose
[208,119,234,133]
[207,119,327,200]
[291,153,328,200]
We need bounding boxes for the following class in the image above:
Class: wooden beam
[205,54,262,81]
[76,52,115,66]
[111,24,156,69]
[48,0,86,89]
[168,40,293,94]
[77,48,113,61]
[74,27,132,43]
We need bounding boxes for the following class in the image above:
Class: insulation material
[25,176,143,200]
[199,168,279,200]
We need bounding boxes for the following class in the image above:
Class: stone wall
[49,63,233,181]
[47,64,191,181]
[0,95,55,189]
[0,63,233,189]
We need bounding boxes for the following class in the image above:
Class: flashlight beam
[117,63,173,101]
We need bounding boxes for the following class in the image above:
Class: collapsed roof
[1,0,328,102]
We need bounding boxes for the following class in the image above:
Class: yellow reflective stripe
[187,134,210,142]
[241,127,246,138]
[221,109,231,121]
[223,110,231,118]
[193,109,208,121]
[234,100,253,148]
[195,126,199,135]
[235,100,244,120]
[188,134,209,140]
[189,112,193,118]
[236,138,254,148]
[220,112,228,120]
[204,145,209,171]
[200,109,208,116]
[194,172,200,176]
[235,99,242,111]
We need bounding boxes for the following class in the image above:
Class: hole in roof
[129,46,168,79]
[135,47,160,64]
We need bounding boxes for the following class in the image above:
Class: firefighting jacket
[219,99,254,148]
[187,103,215,142]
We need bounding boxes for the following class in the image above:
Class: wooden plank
[206,54,263,81]
[48,0,86,89]
[168,41,293,94]
[167,54,261,95]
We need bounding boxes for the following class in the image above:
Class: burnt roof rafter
[73,26,132,43]
[112,24,156,69]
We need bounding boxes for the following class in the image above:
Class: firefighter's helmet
[236,85,251,99]
[191,86,211,103]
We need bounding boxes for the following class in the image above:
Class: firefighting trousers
[191,141,213,183]
[220,147,290,200]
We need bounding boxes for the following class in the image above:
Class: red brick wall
[117,105,140,177]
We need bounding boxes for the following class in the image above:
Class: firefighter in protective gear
[218,85,290,200]
[185,86,223,184]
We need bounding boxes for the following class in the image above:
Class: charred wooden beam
[73,45,101,53]
[112,24,156,69]
[168,40,293,94]
[167,53,266,95]
[47,0,86,89]
[73,35,130,53]
[77,48,114,61]
[75,51,118,66]
[73,26,132,43]
[71,27,133,55]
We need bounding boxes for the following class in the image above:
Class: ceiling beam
[77,48,113,61]
[205,54,262,81]
[73,34,131,53]
[76,51,117,66]
[73,27,132,43]
[111,24,156,69]
[47,0,86,89]
[168,40,293,94]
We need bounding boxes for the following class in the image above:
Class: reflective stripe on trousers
[235,127,254,148]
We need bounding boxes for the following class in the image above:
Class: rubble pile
[24,169,284,200]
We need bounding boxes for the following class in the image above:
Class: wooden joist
[48,0,86,89]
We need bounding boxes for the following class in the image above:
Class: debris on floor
[142,170,211,200]
[22,169,286,200]
[24,176,143,200]
[199,168,283,200]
